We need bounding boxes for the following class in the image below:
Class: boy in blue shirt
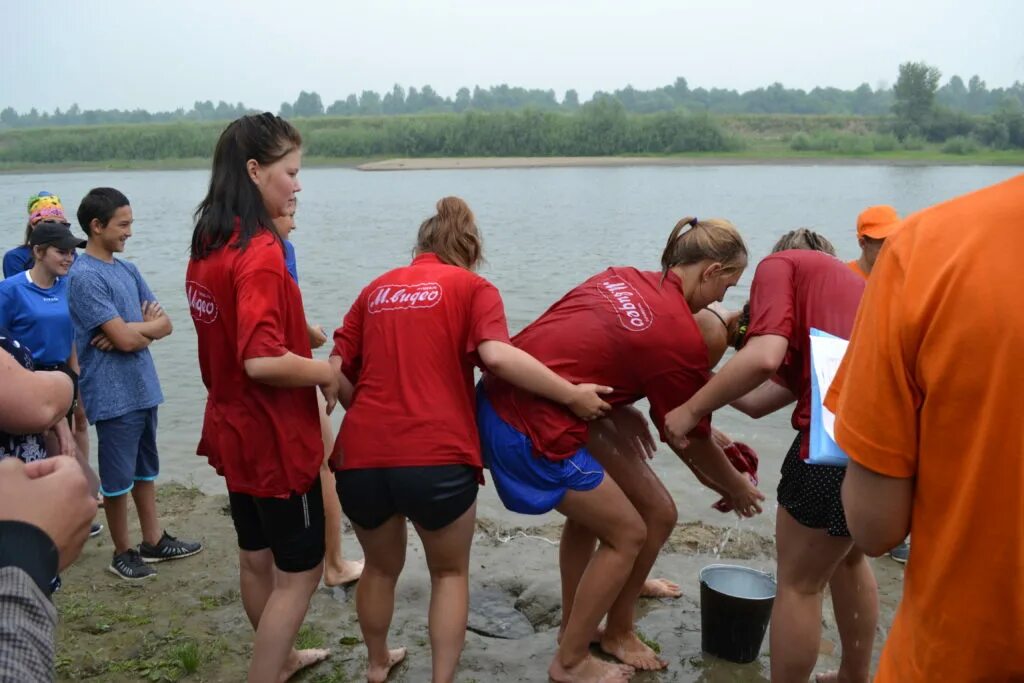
[67,187,202,581]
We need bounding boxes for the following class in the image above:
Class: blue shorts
[95,407,160,497]
[477,386,603,515]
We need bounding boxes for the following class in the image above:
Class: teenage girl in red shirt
[328,197,612,683]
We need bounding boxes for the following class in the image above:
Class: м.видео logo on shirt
[367,283,443,314]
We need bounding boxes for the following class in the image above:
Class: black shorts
[777,433,851,537]
[228,478,326,573]
[336,464,478,532]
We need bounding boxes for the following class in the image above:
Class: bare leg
[317,395,363,587]
[414,501,477,683]
[817,548,878,683]
[239,549,275,630]
[248,560,327,683]
[558,519,596,641]
[104,492,131,554]
[131,480,162,546]
[770,507,855,683]
[549,477,642,683]
[351,515,408,683]
[239,548,329,683]
[590,444,675,671]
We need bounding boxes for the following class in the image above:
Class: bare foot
[325,558,365,587]
[367,647,406,683]
[279,648,330,682]
[549,654,634,682]
[815,672,839,683]
[639,577,681,599]
[600,631,667,671]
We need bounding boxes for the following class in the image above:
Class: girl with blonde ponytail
[478,215,765,680]
[327,196,612,683]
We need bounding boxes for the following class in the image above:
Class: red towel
[713,441,759,513]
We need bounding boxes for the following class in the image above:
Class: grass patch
[198,588,238,611]
[55,629,221,681]
[637,630,662,654]
[172,641,200,675]
[295,624,328,650]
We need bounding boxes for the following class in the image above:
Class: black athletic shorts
[228,478,325,572]
[336,464,478,532]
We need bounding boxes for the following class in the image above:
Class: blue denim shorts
[477,386,603,515]
[95,407,159,497]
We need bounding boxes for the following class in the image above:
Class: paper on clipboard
[808,328,850,466]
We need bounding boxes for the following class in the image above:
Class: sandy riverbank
[53,482,905,682]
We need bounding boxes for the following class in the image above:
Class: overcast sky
[2,0,1022,113]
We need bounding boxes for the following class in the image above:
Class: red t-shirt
[331,253,510,471]
[746,250,864,454]
[186,230,322,497]
[484,267,712,461]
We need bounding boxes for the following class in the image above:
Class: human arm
[326,355,355,411]
[670,435,764,517]
[91,317,153,352]
[663,334,789,448]
[729,377,797,418]
[477,340,612,420]
[586,405,658,461]
[0,350,73,433]
[827,238,919,556]
[307,322,327,349]
[841,460,913,555]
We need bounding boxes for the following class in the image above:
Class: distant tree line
[0,102,742,163]
[2,65,1023,130]
[887,62,1024,150]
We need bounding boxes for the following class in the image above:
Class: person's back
[747,249,864,435]
[484,266,710,460]
[335,253,508,470]
[832,174,1024,681]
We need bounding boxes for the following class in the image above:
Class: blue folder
[808,328,850,467]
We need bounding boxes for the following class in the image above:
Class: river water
[3,163,1020,533]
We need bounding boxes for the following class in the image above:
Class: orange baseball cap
[856,205,902,239]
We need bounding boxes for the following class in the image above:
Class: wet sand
[54,481,904,682]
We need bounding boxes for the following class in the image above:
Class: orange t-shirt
[827,174,1024,682]
[845,258,868,279]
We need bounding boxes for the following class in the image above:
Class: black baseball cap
[29,221,87,250]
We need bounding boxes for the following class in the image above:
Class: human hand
[308,324,328,349]
[566,384,613,421]
[607,406,657,459]
[319,362,342,415]
[664,403,700,450]
[142,301,166,322]
[0,456,97,571]
[727,476,765,518]
[90,331,114,352]
[49,418,77,460]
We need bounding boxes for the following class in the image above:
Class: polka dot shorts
[777,432,851,537]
